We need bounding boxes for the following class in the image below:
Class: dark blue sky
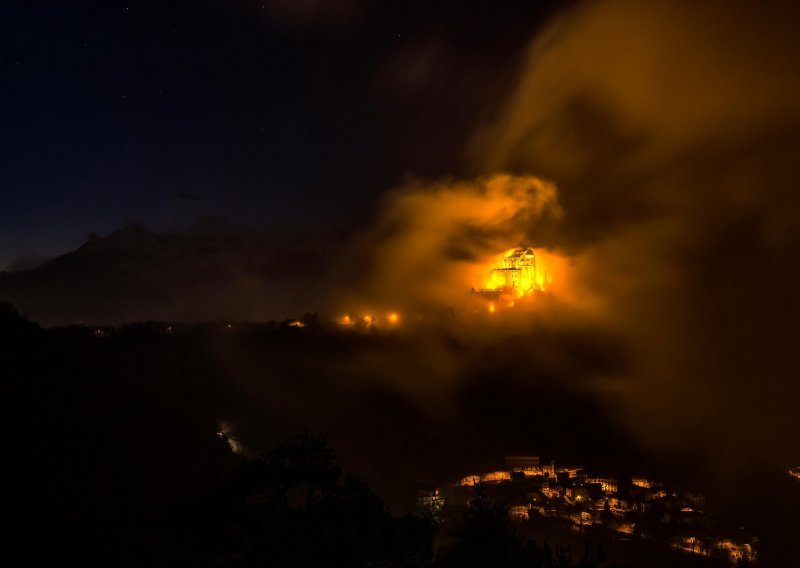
[1,0,565,269]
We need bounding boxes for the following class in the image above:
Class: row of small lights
[340,312,400,326]
[225,302,502,331]
[341,304,499,325]
[221,314,400,330]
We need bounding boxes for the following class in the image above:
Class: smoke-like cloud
[325,174,566,313]
[311,0,800,484]
[311,175,616,424]
[475,0,800,474]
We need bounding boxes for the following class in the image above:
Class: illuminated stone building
[508,505,531,521]
[631,477,660,489]
[481,470,512,483]
[459,475,481,487]
[557,467,583,480]
[489,248,537,294]
[586,477,618,494]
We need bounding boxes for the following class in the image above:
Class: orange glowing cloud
[325,174,578,320]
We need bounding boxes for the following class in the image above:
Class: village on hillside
[417,455,758,565]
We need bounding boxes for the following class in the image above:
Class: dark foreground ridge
[3,303,795,566]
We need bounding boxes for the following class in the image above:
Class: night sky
[2,0,565,270]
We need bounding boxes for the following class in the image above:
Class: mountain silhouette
[0,224,326,325]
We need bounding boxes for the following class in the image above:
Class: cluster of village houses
[416,455,757,565]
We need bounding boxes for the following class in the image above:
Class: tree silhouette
[154,435,435,567]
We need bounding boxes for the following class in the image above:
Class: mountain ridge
[0,225,327,326]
